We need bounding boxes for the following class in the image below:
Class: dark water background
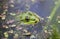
[1,0,60,39]
[8,0,55,18]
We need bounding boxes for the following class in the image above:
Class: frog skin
[16,11,40,25]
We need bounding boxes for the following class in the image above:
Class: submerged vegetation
[48,24,60,39]
[44,0,60,39]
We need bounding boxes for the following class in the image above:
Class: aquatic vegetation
[0,0,60,39]
[4,32,8,38]
[9,13,16,16]
[57,16,60,23]
[44,0,60,30]
[43,0,60,39]
[47,24,60,39]
[30,35,36,39]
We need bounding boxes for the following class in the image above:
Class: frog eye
[25,16,29,20]
[35,21,38,23]
[25,16,30,22]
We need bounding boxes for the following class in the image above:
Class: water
[0,0,60,39]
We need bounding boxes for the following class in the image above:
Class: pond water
[0,0,60,39]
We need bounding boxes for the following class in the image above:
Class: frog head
[16,11,40,25]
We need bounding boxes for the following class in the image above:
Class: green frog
[16,11,40,25]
